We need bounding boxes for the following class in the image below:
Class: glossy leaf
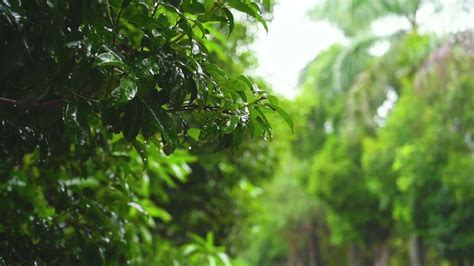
[122,99,144,142]
[94,50,127,69]
[223,8,234,34]
[142,101,177,154]
[112,77,138,106]
[223,115,239,133]
[63,98,89,145]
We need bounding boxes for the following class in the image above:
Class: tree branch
[168,104,235,115]
[0,97,18,105]
[112,2,126,45]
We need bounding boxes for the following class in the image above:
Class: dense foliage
[230,1,474,266]
[0,0,288,264]
[1,0,473,265]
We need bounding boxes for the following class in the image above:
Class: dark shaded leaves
[63,98,91,145]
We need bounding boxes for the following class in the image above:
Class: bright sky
[252,0,474,99]
[251,0,345,98]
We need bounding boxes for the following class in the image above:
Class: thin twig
[36,98,65,110]
[151,1,161,17]
[168,104,235,115]
[66,88,99,103]
[0,81,97,109]
[105,0,115,27]
[112,2,126,45]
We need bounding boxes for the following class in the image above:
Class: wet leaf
[63,98,89,145]
[94,50,127,69]
[111,77,138,106]
[223,115,239,133]
[179,16,193,40]
[142,101,177,154]
[223,8,234,34]
[122,99,143,142]
[132,140,148,167]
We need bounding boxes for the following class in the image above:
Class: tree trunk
[287,237,303,266]
[409,234,425,266]
[287,238,297,266]
[348,244,361,266]
[374,240,390,266]
[307,222,323,266]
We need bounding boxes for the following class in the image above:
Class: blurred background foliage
[230,1,474,266]
[1,0,473,265]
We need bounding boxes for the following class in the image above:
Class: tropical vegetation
[0,0,473,265]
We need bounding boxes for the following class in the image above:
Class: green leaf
[94,50,127,69]
[193,20,208,38]
[263,0,271,10]
[204,0,214,9]
[111,77,138,106]
[200,122,219,141]
[232,125,243,147]
[222,8,234,34]
[122,99,143,142]
[227,0,256,16]
[235,75,253,89]
[217,252,231,266]
[223,115,239,133]
[248,108,264,137]
[142,101,178,154]
[120,19,144,48]
[206,63,228,86]
[188,128,201,140]
[141,199,172,222]
[208,255,217,266]
[265,103,294,133]
[227,0,268,31]
[128,202,146,214]
[249,2,268,32]
[183,1,206,14]
[179,16,193,40]
[161,2,181,13]
[268,95,279,106]
[206,232,215,246]
[183,244,198,255]
[255,107,271,130]
[197,13,227,24]
[132,139,148,166]
[63,98,90,145]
